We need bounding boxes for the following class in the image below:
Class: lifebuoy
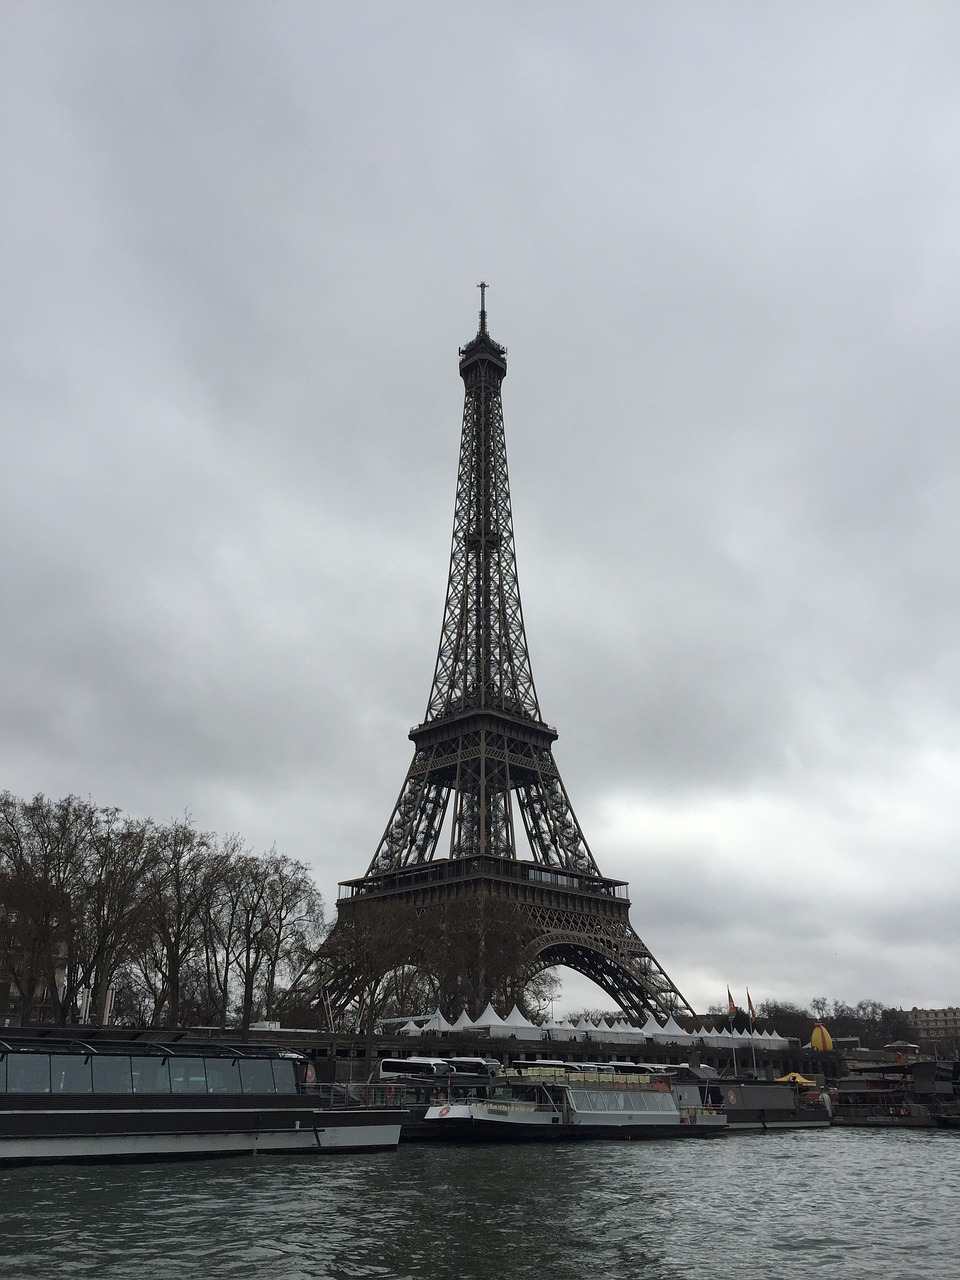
[437,1091,447,1103]
[304,1063,316,1084]
[386,1084,396,1100]
[901,1107,909,1117]
[727,1090,737,1106]
[438,1105,450,1117]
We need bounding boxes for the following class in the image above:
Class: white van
[444,1057,501,1076]
[512,1059,570,1073]
[376,1058,454,1080]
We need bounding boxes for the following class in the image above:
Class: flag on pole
[727,986,736,1016]
[747,989,756,1024]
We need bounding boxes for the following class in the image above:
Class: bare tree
[0,792,326,1032]
[137,817,226,1028]
[198,835,246,1027]
[79,811,158,1023]
[229,853,273,1032]
[0,792,96,1024]
[259,852,324,1020]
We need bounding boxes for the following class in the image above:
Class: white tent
[502,1004,540,1036]
[420,1008,454,1033]
[473,1002,505,1026]
[542,1017,576,1041]
[652,1015,692,1043]
[398,1019,421,1035]
[472,1002,512,1037]
[450,1010,475,1031]
[639,1013,663,1036]
[601,1019,636,1043]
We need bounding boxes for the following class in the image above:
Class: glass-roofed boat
[422,1067,726,1141]
[0,1033,403,1165]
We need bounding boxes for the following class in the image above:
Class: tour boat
[0,1035,403,1165]
[422,1068,726,1141]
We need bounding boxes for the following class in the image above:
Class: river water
[1,1129,957,1280]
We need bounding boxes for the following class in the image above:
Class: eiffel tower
[314,287,693,1022]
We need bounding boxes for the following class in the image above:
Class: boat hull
[0,1096,402,1165]
[831,1106,936,1129]
[423,1102,725,1142]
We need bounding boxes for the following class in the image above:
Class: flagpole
[747,988,758,1075]
[727,986,738,1076]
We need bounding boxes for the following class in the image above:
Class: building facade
[905,1007,960,1043]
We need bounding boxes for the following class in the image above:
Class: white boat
[0,1035,403,1165]
[423,1069,726,1141]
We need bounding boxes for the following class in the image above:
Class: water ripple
[1,1130,958,1279]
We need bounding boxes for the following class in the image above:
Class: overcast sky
[2,2,958,1020]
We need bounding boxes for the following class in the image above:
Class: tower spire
[478,280,488,336]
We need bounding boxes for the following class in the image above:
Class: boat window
[92,1056,134,1093]
[170,1057,208,1094]
[205,1058,243,1094]
[132,1059,171,1093]
[621,1091,648,1110]
[54,1056,93,1093]
[271,1059,298,1095]
[239,1058,276,1094]
[0,1058,5,1091]
[7,1053,52,1093]
[568,1090,603,1111]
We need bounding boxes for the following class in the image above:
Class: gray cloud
[1,1,958,1016]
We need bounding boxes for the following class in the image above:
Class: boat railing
[678,1105,722,1122]
[834,1102,906,1119]
[480,1099,559,1115]
[330,1082,446,1109]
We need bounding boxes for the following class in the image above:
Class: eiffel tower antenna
[309,292,693,1021]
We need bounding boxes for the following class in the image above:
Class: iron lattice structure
[315,289,693,1022]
